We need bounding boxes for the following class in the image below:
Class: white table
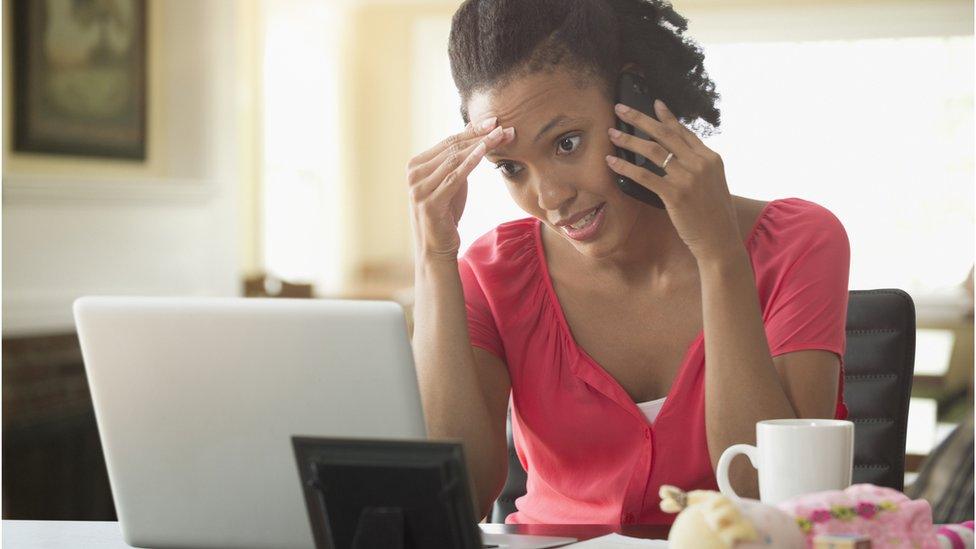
[3,521,129,549]
[1,520,591,548]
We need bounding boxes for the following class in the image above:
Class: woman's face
[467,68,647,260]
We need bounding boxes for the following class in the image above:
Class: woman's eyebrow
[532,114,569,144]
[486,115,588,160]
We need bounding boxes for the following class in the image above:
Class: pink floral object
[856,502,877,519]
[777,484,939,549]
[812,509,834,523]
[936,521,974,549]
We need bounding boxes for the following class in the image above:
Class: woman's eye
[493,136,579,177]
[557,135,581,155]
[495,162,522,177]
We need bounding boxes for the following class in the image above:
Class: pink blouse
[458,198,851,525]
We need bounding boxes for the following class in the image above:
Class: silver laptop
[73,296,427,549]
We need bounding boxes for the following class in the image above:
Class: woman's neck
[545,205,696,289]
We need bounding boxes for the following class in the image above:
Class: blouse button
[643,428,650,440]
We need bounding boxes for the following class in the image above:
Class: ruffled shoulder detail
[747,198,848,256]
[746,197,851,422]
[746,198,849,285]
[458,219,541,363]
[464,217,540,270]
[461,218,566,365]
[461,218,542,291]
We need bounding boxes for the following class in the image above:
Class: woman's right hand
[407,117,515,261]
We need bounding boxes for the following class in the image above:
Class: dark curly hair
[448,0,721,137]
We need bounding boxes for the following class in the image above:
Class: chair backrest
[490,289,917,523]
[844,289,916,490]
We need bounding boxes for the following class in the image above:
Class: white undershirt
[636,397,667,424]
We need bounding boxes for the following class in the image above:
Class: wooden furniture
[2,334,115,520]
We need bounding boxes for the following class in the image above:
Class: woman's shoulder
[749,197,848,247]
[458,217,545,315]
[461,217,539,269]
[747,197,850,272]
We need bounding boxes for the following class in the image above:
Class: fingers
[415,125,503,197]
[604,154,668,200]
[429,138,489,202]
[417,123,510,185]
[413,125,514,202]
[409,116,497,169]
[607,127,680,175]
[652,99,708,153]
[614,103,697,163]
[408,121,499,184]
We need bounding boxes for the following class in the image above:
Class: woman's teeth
[569,207,599,230]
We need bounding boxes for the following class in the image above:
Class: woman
[408,0,850,525]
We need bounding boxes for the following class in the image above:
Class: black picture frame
[13,0,147,160]
[292,436,482,549]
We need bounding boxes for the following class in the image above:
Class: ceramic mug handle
[716,443,759,503]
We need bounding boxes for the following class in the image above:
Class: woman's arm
[697,248,799,498]
[407,118,516,520]
[700,250,842,496]
[774,350,841,420]
[413,257,512,520]
[606,99,843,498]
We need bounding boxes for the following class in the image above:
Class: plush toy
[660,485,806,549]
[661,483,972,549]
[776,484,939,549]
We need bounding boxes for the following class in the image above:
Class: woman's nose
[535,174,576,212]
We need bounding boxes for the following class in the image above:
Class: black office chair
[844,289,917,490]
[490,289,917,523]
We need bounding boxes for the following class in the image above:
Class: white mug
[716,418,854,504]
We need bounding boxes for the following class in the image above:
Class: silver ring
[662,152,675,169]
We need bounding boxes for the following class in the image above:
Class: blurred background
[2,0,973,521]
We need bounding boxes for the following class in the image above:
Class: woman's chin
[545,203,629,260]
[562,225,621,260]
[570,239,619,260]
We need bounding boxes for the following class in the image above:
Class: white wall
[673,0,973,42]
[410,0,973,303]
[2,1,247,336]
[260,0,344,294]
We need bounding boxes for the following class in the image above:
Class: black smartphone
[614,71,666,209]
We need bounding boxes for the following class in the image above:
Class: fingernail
[608,128,622,138]
[503,127,516,139]
[605,155,618,165]
[655,99,668,112]
[615,103,631,114]
[479,117,498,131]
[482,126,505,141]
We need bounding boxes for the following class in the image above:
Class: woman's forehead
[466,70,606,128]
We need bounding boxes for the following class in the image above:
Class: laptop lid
[74,296,426,549]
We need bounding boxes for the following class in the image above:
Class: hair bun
[448,0,720,135]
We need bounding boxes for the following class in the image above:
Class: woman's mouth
[561,203,606,242]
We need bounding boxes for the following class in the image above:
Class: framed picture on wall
[13,0,147,160]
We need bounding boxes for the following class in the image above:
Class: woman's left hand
[605,100,741,264]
